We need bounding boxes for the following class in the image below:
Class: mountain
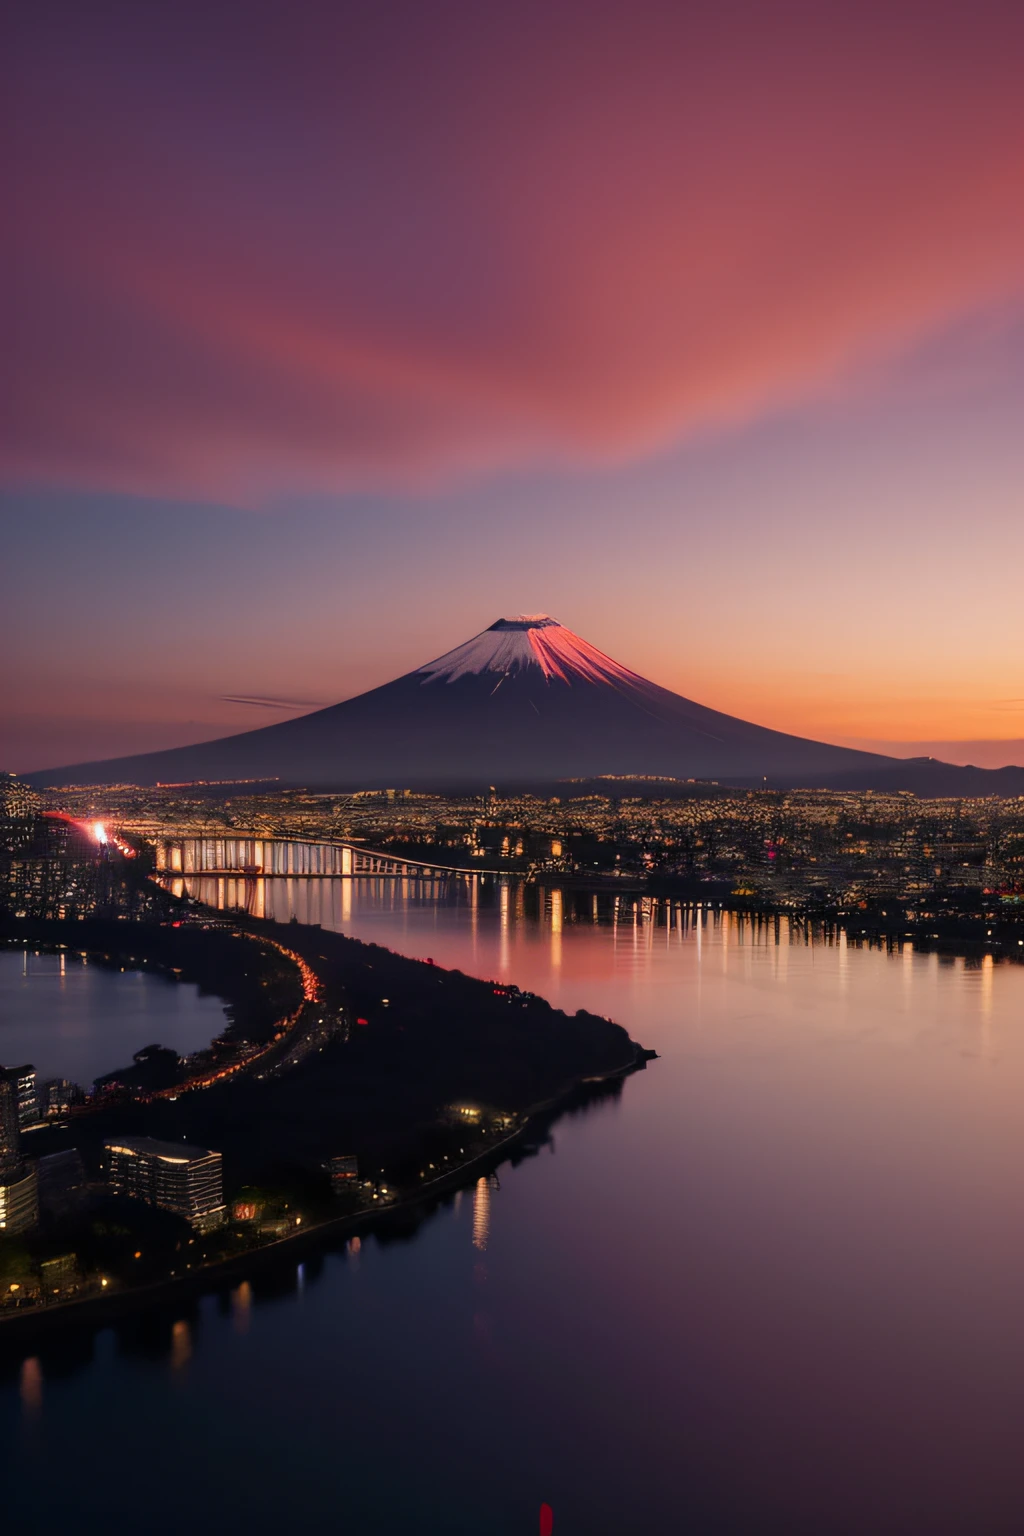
[25,615,1024,795]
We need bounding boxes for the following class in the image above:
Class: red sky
[2,0,1023,769]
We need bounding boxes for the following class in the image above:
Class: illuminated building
[0,1073,38,1233]
[8,1064,39,1127]
[327,1153,359,1192]
[41,1078,85,1118]
[0,1070,21,1176]
[0,773,40,820]
[0,1168,39,1235]
[105,1136,226,1231]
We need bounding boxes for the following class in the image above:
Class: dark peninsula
[0,911,650,1331]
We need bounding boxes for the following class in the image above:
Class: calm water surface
[0,949,228,1085]
[5,875,1024,1535]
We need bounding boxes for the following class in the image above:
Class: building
[104,1136,225,1231]
[326,1154,359,1192]
[0,1167,39,1235]
[0,1069,21,1177]
[8,1064,38,1127]
[39,1252,80,1297]
[0,773,40,821]
[0,1067,39,1234]
[41,1078,85,1118]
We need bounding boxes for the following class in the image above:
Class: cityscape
[4,3,1024,1532]
[35,775,1024,917]
[0,779,643,1315]
[3,766,1022,1322]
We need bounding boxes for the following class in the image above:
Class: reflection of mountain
[28,615,1024,794]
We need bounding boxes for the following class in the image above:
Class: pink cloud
[4,0,1024,499]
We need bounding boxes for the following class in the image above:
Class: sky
[2,0,1023,772]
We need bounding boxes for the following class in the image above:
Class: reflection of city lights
[550,888,563,970]
[472,1176,491,1252]
[170,1318,192,1370]
[20,1356,43,1417]
[231,1280,252,1333]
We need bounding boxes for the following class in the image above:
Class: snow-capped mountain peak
[415,615,649,688]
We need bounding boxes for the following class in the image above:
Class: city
[4,758,1023,1323]
[23,775,1024,936]
[0,777,644,1322]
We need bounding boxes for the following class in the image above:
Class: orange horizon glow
[3,1,1024,772]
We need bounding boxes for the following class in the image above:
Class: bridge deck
[150,832,483,880]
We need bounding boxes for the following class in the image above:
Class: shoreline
[0,1043,651,1350]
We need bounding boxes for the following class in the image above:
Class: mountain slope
[26,616,1024,794]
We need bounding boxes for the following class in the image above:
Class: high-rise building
[104,1137,225,1231]
[0,1069,23,1177]
[0,773,40,820]
[8,1065,38,1127]
[41,1078,85,1118]
[0,1069,38,1234]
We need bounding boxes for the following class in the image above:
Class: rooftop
[104,1136,220,1165]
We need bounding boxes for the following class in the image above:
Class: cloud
[5,0,1024,500]
[220,696,326,710]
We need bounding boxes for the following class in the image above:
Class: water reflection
[169,1319,192,1372]
[231,1281,252,1334]
[472,1176,491,1252]
[19,1356,42,1419]
[549,887,563,971]
[7,874,1024,1533]
[163,871,1022,1018]
[0,947,229,1085]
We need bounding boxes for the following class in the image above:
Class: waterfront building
[104,1136,226,1231]
[256,1212,293,1239]
[0,1168,39,1235]
[39,1252,80,1297]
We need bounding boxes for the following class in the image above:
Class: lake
[4,875,1024,1535]
[0,947,228,1088]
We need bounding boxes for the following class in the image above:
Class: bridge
[150,834,482,881]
